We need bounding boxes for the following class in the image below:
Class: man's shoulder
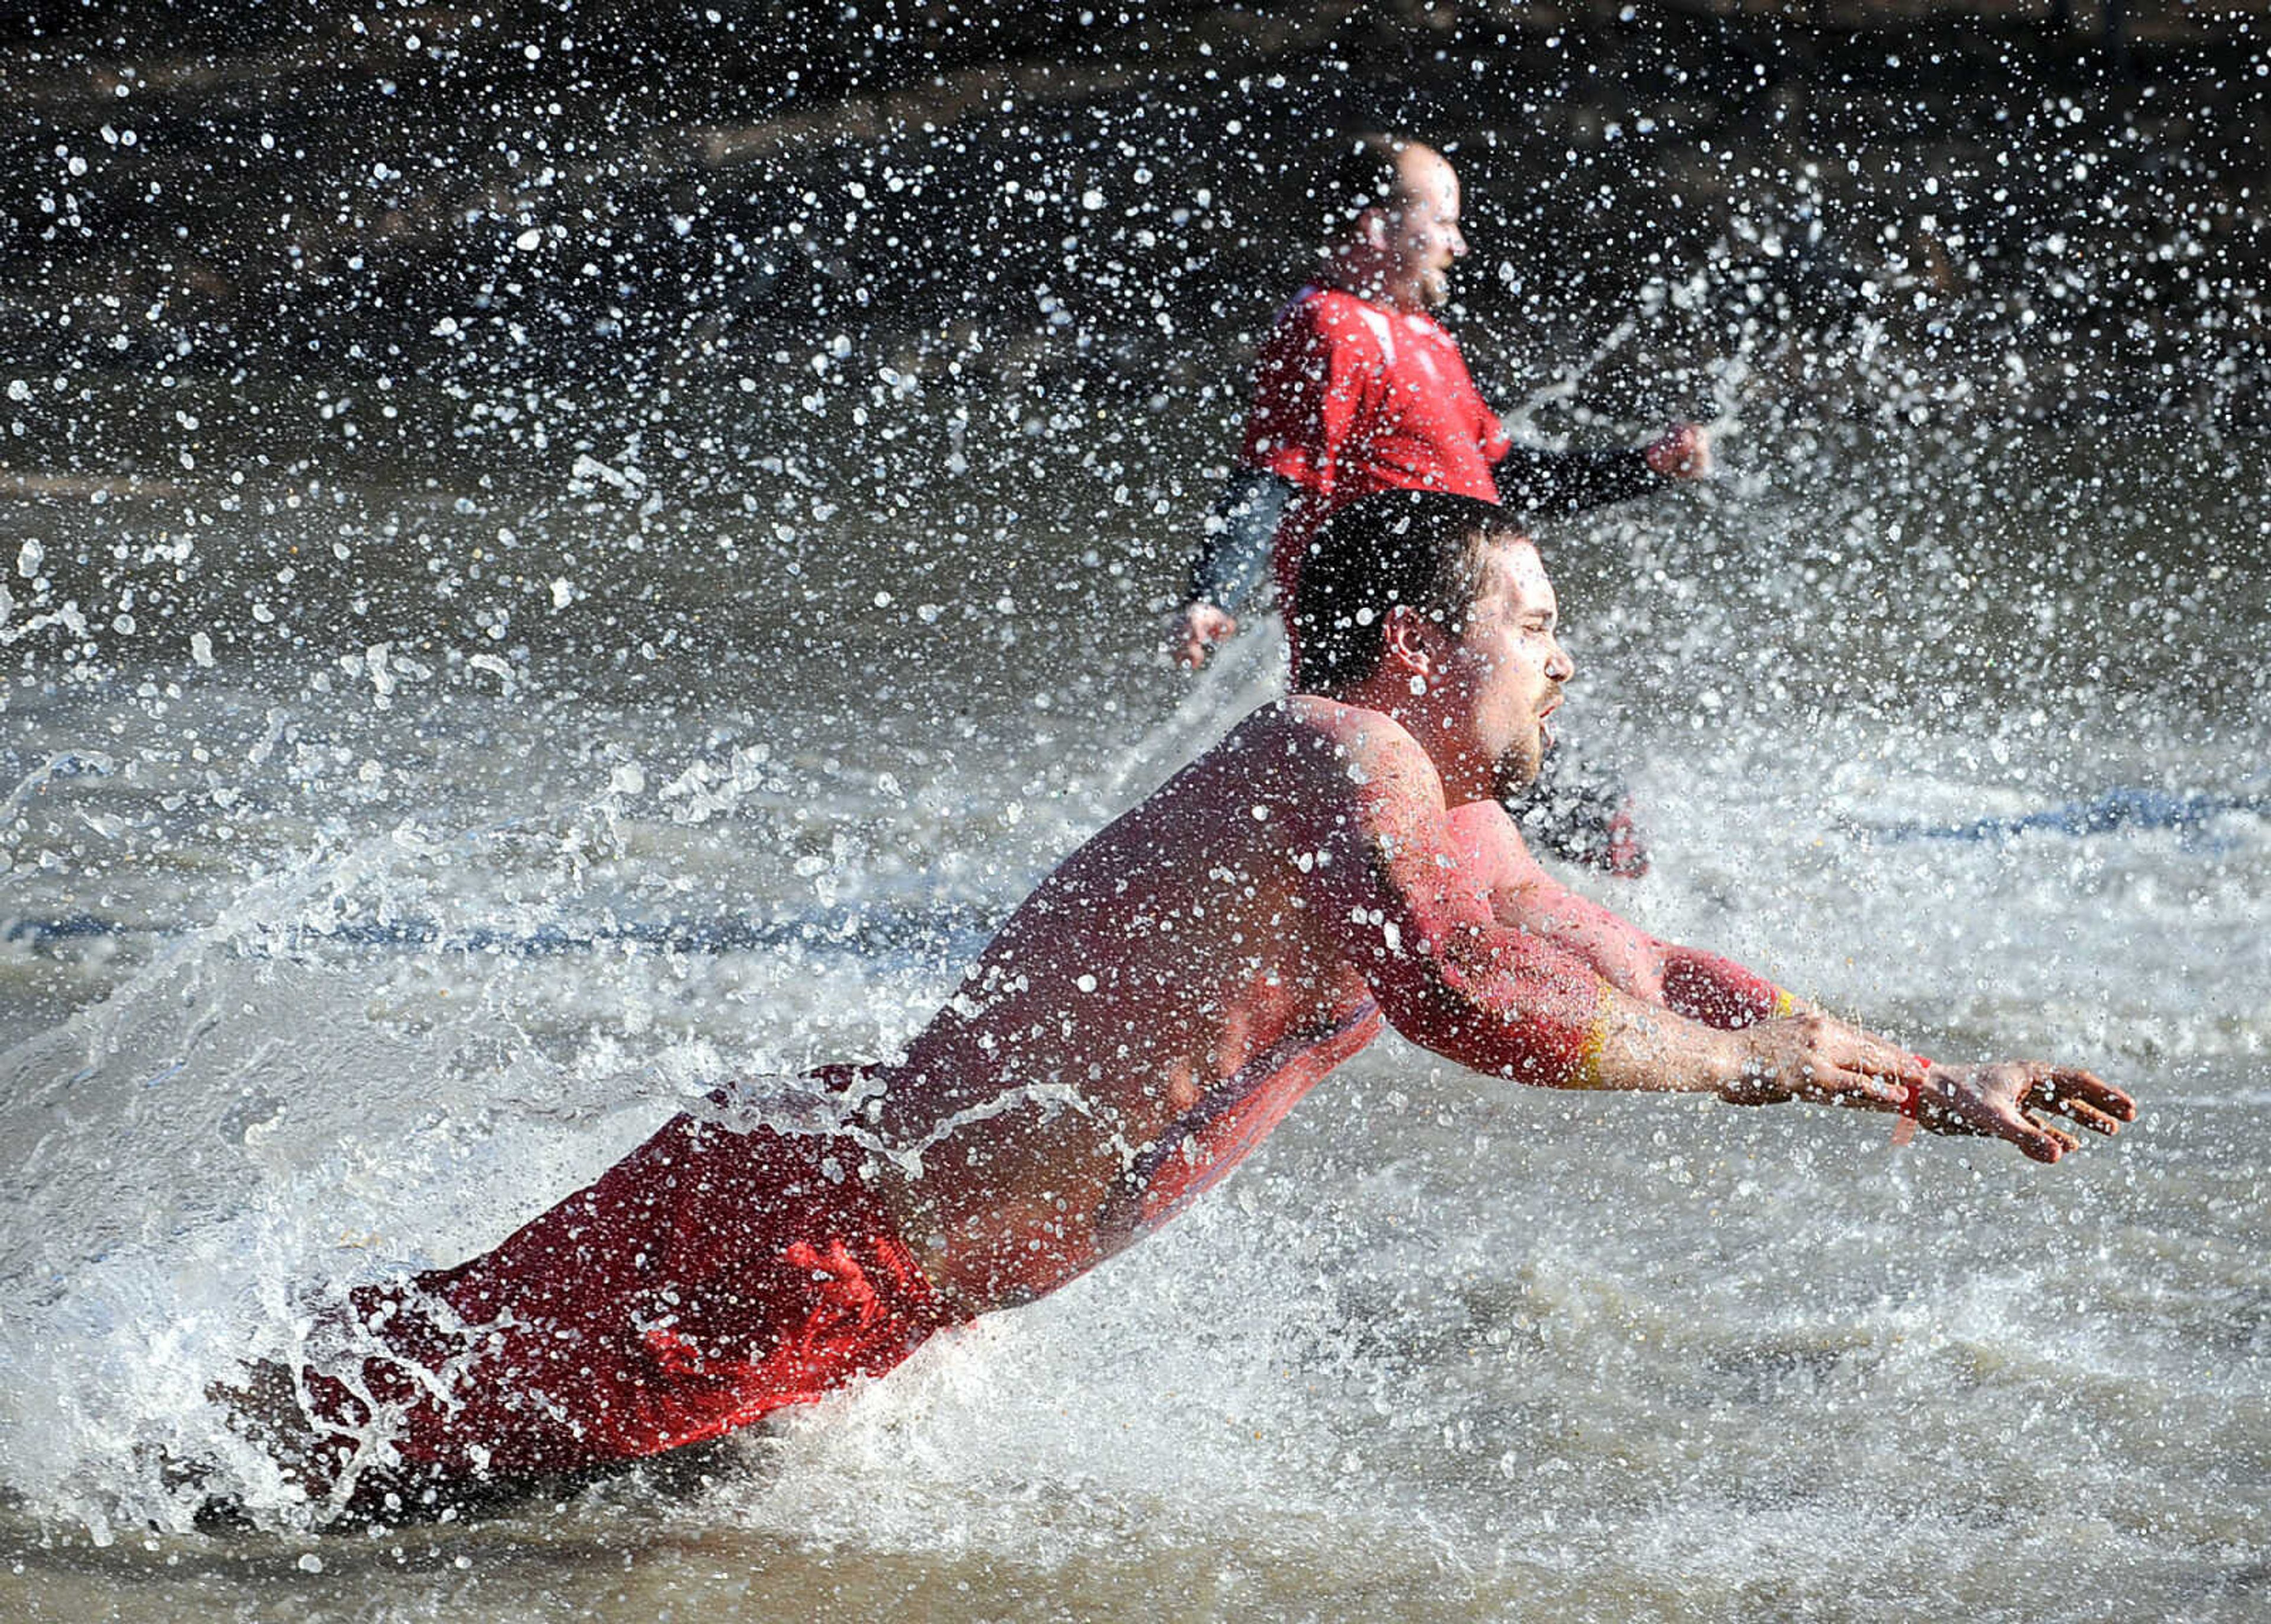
[1221,695,1432,785]
[1228,691,1390,736]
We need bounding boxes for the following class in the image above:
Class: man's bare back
[875,698,1441,1311]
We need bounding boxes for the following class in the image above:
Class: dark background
[2,0,2266,484]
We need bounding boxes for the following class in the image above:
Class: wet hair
[1291,491,1526,694]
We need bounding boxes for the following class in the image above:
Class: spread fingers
[2045,1067,2137,1123]
[2041,1094,2127,1137]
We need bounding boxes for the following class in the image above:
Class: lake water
[1,366,2265,1620]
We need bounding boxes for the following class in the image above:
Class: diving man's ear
[1356,205,1393,251]
[1380,603,1440,677]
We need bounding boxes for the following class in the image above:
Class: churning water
[1,365,2264,1620]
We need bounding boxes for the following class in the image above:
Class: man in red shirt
[1167,135,1710,875]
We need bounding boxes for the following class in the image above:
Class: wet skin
[872,538,2137,1314]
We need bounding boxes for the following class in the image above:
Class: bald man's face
[1389,148,1467,310]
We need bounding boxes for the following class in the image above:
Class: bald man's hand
[1167,601,1239,670]
[1644,422,1713,480]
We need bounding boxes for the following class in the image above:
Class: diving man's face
[1424,537,1574,805]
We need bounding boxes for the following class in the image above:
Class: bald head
[1321,136,1467,311]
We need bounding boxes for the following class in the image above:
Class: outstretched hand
[1167,601,1238,670]
[1914,1060,2136,1163]
[1644,422,1713,480]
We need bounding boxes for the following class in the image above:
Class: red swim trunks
[302,1109,964,1492]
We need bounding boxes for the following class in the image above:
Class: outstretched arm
[1167,470,1295,669]
[1444,799,1803,1025]
[1492,424,1712,522]
[1298,720,1913,1109]
[1306,731,2134,1154]
[1493,446,1657,520]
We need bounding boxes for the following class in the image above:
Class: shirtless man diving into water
[232,491,2134,1512]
